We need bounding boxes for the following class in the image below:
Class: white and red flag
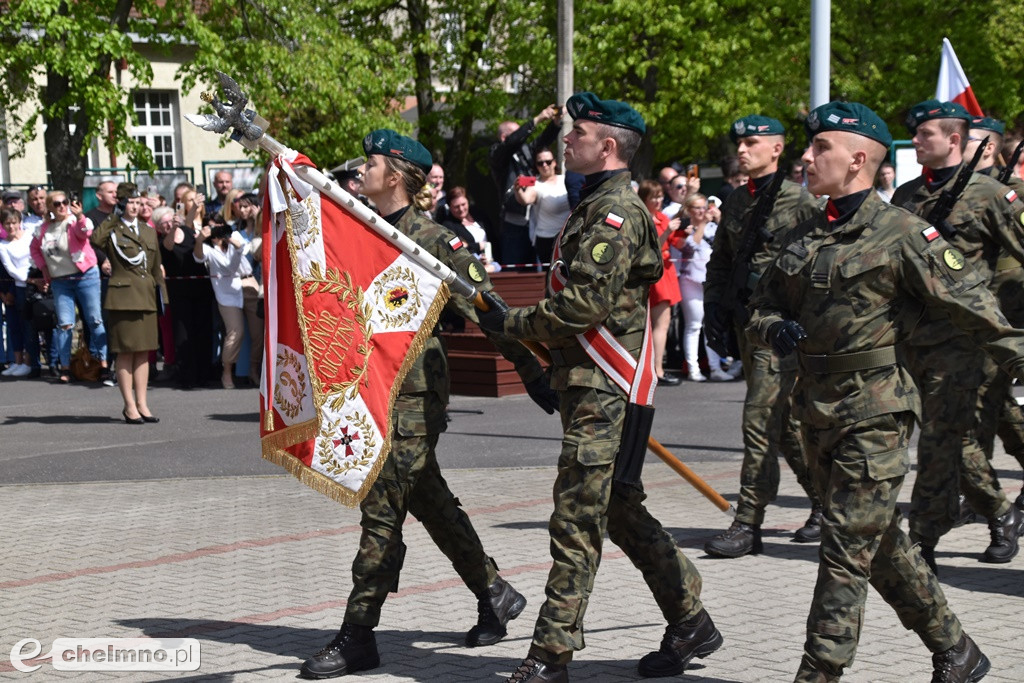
[936,37,983,116]
[258,151,449,506]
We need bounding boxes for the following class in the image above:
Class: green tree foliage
[173,0,412,173]
[0,0,169,191]
[573,0,810,173]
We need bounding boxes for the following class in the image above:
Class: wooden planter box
[442,271,547,396]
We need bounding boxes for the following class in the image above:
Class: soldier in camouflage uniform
[890,101,1024,568]
[702,115,822,557]
[966,118,1024,509]
[300,130,560,680]
[478,93,721,683]
[747,100,1023,682]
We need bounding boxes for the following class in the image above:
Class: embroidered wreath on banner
[274,347,308,419]
[372,265,422,329]
[317,412,379,475]
[287,188,322,250]
[303,263,374,402]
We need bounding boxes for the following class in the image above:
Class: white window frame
[132,91,179,169]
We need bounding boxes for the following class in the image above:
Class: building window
[133,91,178,169]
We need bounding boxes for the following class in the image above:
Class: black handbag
[26,290,56,331]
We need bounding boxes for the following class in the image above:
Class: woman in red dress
[637,180,682,386]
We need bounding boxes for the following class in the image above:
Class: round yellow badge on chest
[591,242,614,265]
[467,261,486,282]
[943,248,965,271]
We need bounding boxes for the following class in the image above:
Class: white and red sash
[549,222,657,407]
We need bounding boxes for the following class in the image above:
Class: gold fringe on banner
[260,176,453,507]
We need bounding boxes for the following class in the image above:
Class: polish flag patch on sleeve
[448,236,463,251]
[604,212,624,229]
[922,226,940,242]
[1005,189,1018,203]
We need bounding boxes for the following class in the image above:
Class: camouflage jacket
[979,167,1024,319]
[394,208,542,435]
[704,176,819,307]
[504,171,661,393]
[891,164,1024,346]
[747,191,1024,429]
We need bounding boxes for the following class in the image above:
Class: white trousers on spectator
[680,277,721,371]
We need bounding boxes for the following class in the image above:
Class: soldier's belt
[548,330,645,367]
[799,345,898,373]
[996,255,1022,271]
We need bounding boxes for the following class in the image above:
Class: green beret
[362,129,432,174]
[805,101,892,148]
[971,116,1005,136]
[116,182,140,201]
[565,92,645,134]
[729,115,785,143]
[904,99,972,133]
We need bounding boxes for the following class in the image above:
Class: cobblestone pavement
[2,393,1023,681]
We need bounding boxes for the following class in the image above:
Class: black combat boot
[637,608,723,678]
[505,656,568,682]
[920,544,938,575]
[704,519,763,558]
[982,505,1024,563]
[793,505,823,543]
[466,576,528,647]
[931,633,990,682]
[299,623,380,679]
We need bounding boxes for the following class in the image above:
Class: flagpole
[188,72,733,516]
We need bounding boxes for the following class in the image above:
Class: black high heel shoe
[140,414,160,424]
[122,409,145,425]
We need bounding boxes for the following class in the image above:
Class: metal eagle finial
[185,71,265,143]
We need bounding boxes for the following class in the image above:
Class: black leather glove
[524,369,559,414]
[768,320,807,357]
[704,302,728,350]
[476,291,509,334]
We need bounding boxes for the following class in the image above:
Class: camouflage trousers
[529,386,704,665]
[735,337,818,526]
[795,412,962,681]
[905,342,1010,546]
[977,347,1024,472]
[989,265,1024,470]
[345,431,497,627]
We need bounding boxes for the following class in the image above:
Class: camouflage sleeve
[744,254,789,349]
[424,227,544,384]
[983,187,1024,265]
[505,205,637,341]
[901,228,1024,380]
[703,199,739,305]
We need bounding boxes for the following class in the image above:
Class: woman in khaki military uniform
[91,183,168,424]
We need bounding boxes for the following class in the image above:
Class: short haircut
[594,122,642,164]
[937,119,969,153]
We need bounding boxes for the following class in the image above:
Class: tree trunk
[407,0,438,158]
[41,0,134,192]
[447,2,498,187]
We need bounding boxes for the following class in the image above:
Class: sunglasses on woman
[52,199,70,207]
[537,159,556,167]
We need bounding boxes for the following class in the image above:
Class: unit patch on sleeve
[591,242,615,265]
[943,247,965,271]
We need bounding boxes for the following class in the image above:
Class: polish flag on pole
[935,37,983,116]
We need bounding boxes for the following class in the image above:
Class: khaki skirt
[107,309,159,354]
